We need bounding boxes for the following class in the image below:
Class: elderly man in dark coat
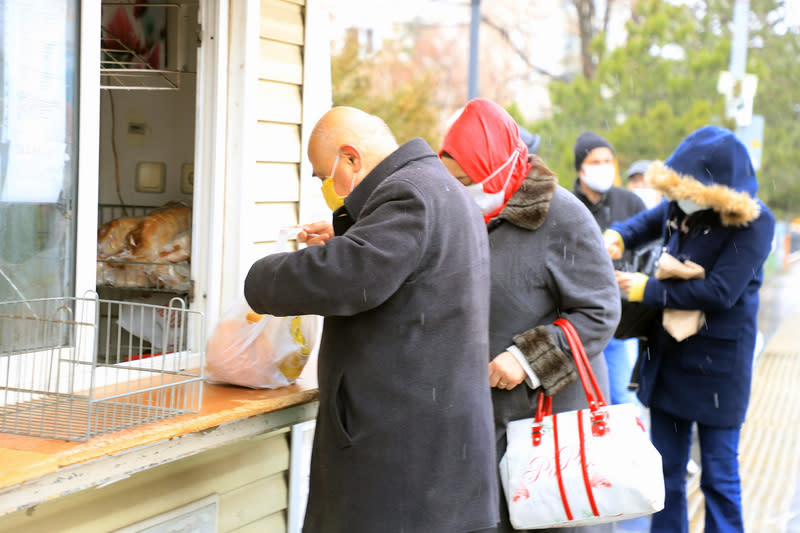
[244,107,499,533]
[607,125,776,533]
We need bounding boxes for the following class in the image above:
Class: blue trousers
[649,407,744,533]
[602,337,639,405]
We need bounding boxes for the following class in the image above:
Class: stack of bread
[97,202,192,290]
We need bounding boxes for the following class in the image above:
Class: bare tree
[572,0,615,79]
[480,15,569,81]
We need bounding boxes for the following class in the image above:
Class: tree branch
[480,15,571,82]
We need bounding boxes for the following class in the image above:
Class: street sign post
[735,114,764,171]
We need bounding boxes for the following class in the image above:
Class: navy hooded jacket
[610,126,775,427]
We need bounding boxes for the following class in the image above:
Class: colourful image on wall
[101,1,167,71]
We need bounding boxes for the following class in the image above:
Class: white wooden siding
[254,122,303,163]
[258,40,304,85]
[249,0,306,259]
[0,431,291,532]
[252,162,301,202]
[256,81,303,124]
[260,0,304,45]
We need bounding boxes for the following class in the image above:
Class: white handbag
[499,318,665,529]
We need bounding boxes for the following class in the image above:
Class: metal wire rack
[0,293,204,441]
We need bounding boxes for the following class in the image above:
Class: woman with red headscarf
[440,98,621,533]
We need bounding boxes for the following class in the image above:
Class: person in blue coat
[604,125,775,533]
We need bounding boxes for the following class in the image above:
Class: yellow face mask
[321,176,345,211]
[320,154,354,211]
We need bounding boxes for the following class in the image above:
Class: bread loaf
[124,204,192,261]
[157,231,191,263]
[97,216,143,258]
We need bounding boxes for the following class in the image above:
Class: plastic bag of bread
[204,296,320,389]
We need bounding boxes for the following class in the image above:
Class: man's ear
[339,144,362,173]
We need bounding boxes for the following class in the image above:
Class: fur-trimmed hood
[645,126,761,227]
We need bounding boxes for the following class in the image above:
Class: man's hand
[604,229,624,260]
[297,221,334,246]
[489,351,526,390]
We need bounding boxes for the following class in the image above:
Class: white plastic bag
[204,296,320,389]
[117,295,186,352]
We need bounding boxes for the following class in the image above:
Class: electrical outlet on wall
[135,162,166,193]
[181,163,194,194]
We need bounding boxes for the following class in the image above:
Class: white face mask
[581,163,615,193]
[633,187,662,209]
[677,198,705,215]
[464,150,520,216]
[464,183,506,215]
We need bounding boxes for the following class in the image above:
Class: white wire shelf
[0,294,205,441]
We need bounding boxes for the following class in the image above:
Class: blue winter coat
[610,126,775,427]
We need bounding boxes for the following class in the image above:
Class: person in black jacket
[571,132,645,408]
[244,107,499,533]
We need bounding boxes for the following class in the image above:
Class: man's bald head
[308,107,398,194]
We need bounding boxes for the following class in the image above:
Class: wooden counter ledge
[0,361,319,515]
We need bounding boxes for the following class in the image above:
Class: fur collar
[647,161,760,226]
[497,155,558,230]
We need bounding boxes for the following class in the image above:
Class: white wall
[97,83,197,208]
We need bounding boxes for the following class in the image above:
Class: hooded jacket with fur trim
[610,126,775,427]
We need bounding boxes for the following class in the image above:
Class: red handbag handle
[535,318,608,419]
[554,318,607,410]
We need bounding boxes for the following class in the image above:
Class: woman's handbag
[613,298,661,340]
[499,318,665,529]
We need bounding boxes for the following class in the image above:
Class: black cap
[573,131,614,170]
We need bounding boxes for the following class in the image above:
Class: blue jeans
[649,407,744,533]
[602,337,639,405]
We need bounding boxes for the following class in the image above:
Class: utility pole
[468,0,480,100]
[718,0,763,169]
[729,0,749,80]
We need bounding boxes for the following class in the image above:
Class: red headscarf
[439,98,532,223]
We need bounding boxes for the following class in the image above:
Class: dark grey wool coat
[245,139,499,533]
[487,158,621,533]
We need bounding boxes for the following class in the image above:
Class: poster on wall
[101,1,168,72]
